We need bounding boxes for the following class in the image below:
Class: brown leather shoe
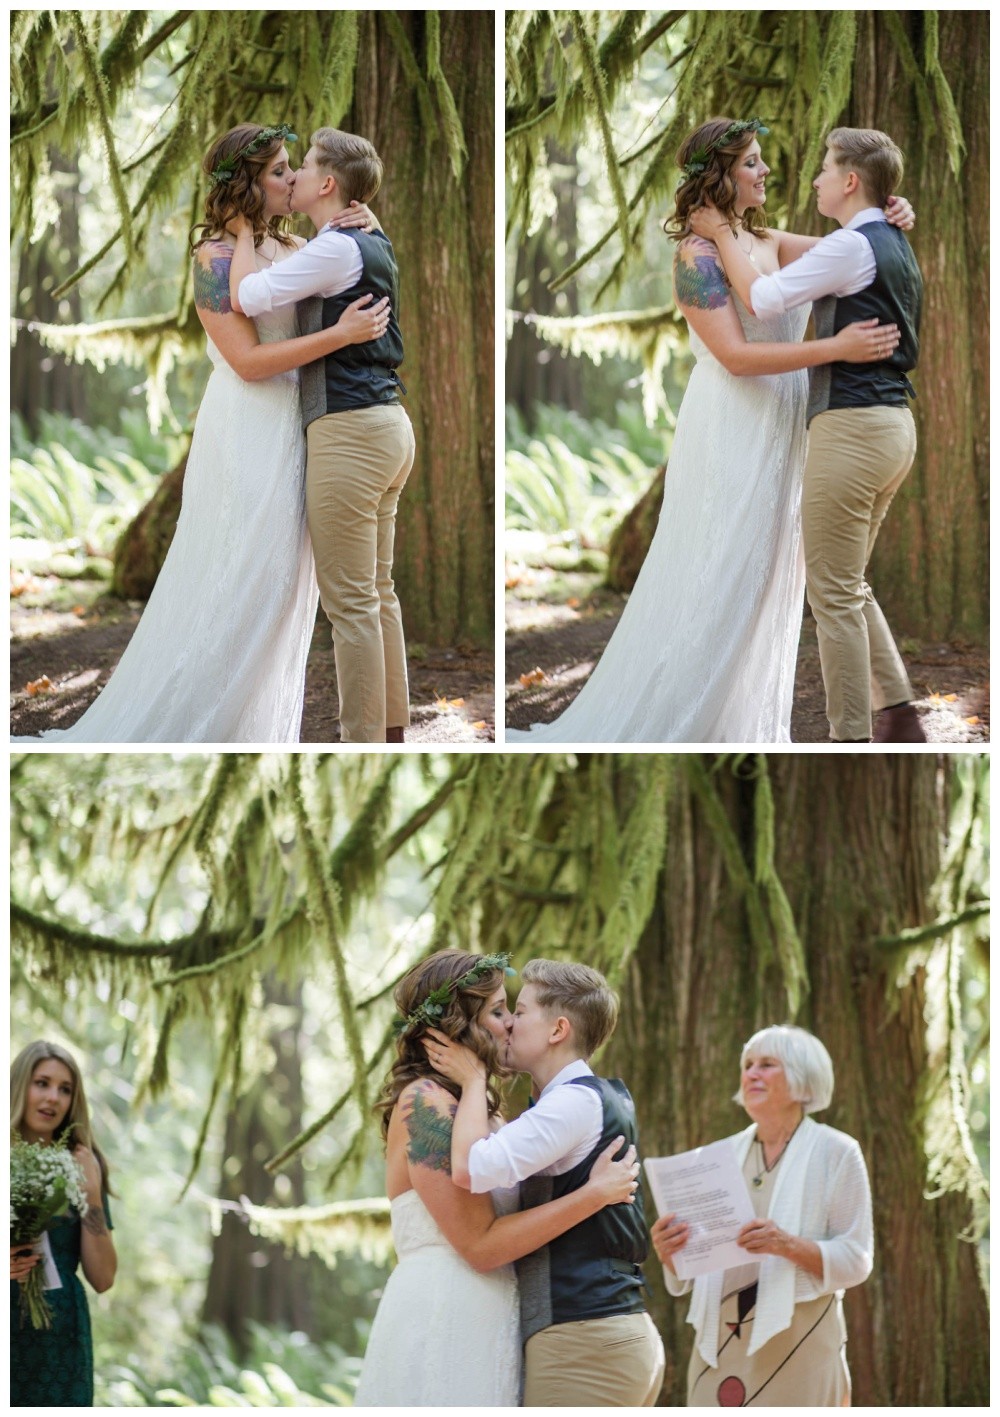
[872,702,927,743]
[386,726,405,744]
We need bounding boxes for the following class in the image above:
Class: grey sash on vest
[806,295,836,426]
[298,294,326,431]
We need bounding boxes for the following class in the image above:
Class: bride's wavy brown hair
[374,950,509,1142]
[190,124,297,254]
[664,117,772,244]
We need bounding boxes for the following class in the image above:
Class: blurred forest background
[504,11,988,718]
[10,751,989,1404]
[11,11,493,655]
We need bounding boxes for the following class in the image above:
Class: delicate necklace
[751,1119,802,1188]
[736,228,757,265]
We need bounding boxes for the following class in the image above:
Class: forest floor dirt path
[505,571,988,745]
[11,588,494,743]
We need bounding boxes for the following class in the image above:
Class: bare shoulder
[193,240,234,314]
[674,236,730,311]
[398,1078,456,1174]
[289,234,308,249]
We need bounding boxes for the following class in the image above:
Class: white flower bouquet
[10,1137,89,1330]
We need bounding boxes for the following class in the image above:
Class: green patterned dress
[10,1199,112,1407]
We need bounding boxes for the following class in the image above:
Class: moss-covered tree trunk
[603,756,988,1405]
[350,12,494,646]
[202,979,315,1353]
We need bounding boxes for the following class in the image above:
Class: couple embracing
[19,123,410,745]
[355,953,665,1407]
[511,120,924,744]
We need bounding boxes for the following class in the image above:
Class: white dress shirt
[237,228,363,316]
[750,207,887,318]
[467,1059,604,1193]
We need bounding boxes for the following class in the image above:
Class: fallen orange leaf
[449,697,465,708]
[472,720,487,731]
[519,667,547,687]
[567,597,581,609]
[965,716,980,726]
[25,675,54,696]
[72,605,87,615]
[434,696,449,711]
[927,692,942,704]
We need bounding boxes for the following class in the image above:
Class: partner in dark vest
[430,959,666,1408]
[706,126,925,743]
[233,127,415,745]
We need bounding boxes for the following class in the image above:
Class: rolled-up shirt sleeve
[237,229,363,316]
[467,1085,602,1192]
[749,226,877,319]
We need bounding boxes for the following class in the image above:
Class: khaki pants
[306,404,415,743]
[523,1312,665,1407]
[802,406,916,742]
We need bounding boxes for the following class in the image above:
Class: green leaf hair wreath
[208,124,298,189]
[393,953,516,1037]
[679,117,770,184]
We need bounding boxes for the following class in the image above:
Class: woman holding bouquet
[10,1041,117,1406]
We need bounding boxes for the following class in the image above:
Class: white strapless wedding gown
[14,269,318,744]
[354,1188,521,1407]
[508,299,810,744]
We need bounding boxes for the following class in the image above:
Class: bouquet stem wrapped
[10,1137,88,1330]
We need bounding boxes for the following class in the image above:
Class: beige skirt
[687,1280,851,1407]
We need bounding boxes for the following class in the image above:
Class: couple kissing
[356,953,664,1407]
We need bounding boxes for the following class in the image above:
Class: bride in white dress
[508,117,911,745]
[354,950,640,1408]
[14,123,387,744]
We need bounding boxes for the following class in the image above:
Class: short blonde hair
[521,959,619,1059]
[311,127,383,205]
[826,127,903,209]
[734,1025,834,1114]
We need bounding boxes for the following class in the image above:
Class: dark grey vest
[298,229,404,430]
[807,220,922,426]
[515,1076,649,1344]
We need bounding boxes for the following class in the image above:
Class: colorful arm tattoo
[674,239,730,311]
[404,1085,456,1174]
[194,244,234,314]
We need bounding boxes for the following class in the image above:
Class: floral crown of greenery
[208,124,297,189]
[393,953,516,1037]
[679,117,770,183]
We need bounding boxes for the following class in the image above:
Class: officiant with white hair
[651,1024,873,1407]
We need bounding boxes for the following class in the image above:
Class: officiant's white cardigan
[662,1116,873,1367]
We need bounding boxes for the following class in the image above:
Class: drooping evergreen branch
[289,757,369,1119]
[874,902,990,951]
[10,900,218,959]
[68,11,134,257]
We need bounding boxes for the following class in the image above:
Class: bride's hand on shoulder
[324,201,377,234]
[423,1026,486,1087]
[884,194,915,231]
[227,213,253,239]
[687,202,728,243]
[834,317,901,363]
[584,1136,640,1208]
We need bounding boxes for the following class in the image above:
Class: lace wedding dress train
[354,1188,521,1407]
[508,301,810,744]
[14,290,318,744]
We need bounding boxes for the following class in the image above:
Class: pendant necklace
[738,229,757,266]
[751,1119,802,1189]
